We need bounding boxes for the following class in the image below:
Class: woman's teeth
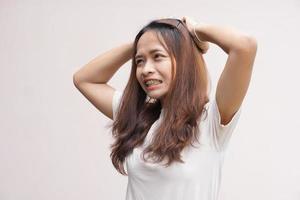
[146,80,162,86]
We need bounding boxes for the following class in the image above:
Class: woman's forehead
[136,31,168,56]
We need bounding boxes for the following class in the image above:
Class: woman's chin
[143,86,167,100]
[147,92,165,100]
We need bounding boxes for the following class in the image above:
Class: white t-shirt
[112,90,242,200]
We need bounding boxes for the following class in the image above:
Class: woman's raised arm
[73,42,133,120]
[183,16,257,125]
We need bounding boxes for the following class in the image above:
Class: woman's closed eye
[154,54,165,60]
[136,59,144,65]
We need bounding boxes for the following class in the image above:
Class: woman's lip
[146,83,162,90]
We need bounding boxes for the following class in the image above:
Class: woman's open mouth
[145,80,163,91]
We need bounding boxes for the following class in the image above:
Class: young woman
[73,16,257,200]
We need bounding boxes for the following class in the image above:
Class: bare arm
[73,42,134,119]
[184,17,257,125]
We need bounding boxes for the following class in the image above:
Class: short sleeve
[207,96,242,151]
[112,90,123,120]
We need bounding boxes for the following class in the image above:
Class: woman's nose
[142,60,155,75]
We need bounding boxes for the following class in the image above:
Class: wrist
[193,23,208,42]
[192,23,210,54]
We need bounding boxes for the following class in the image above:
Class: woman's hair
[108,18,211,175]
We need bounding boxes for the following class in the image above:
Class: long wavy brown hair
[108,18,210,175]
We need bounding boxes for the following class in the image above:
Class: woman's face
[135,30,175,105]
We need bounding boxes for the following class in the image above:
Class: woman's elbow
[239,35,258,54]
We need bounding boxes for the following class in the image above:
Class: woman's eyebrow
[135,49,164,59]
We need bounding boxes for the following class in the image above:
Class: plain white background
[1,0,299,199]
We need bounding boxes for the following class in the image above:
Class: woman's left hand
[181,16,210,54]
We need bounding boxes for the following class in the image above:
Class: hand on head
[181,16,210,54]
